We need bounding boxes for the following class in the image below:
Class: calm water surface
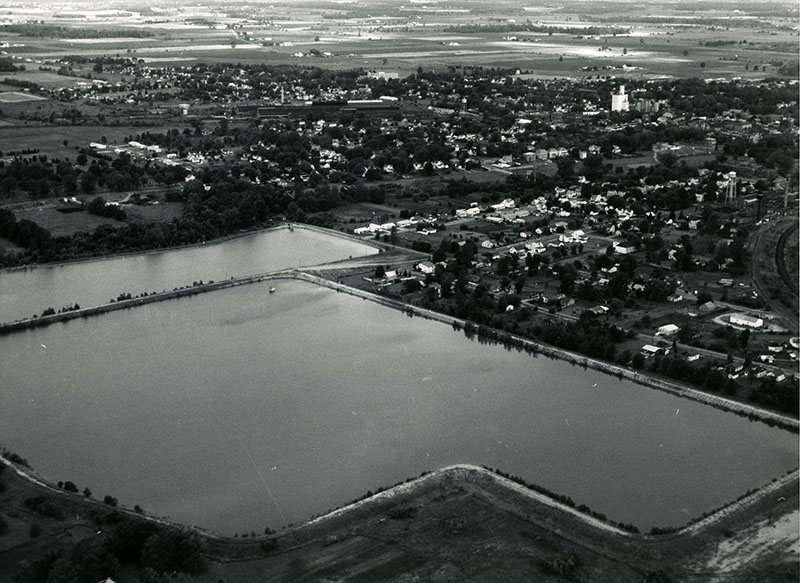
[0,228,376,323]
[1,279,796,535]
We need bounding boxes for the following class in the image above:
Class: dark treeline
[87,197,126,221]
[1,78,40,91]
[0,57,21,72]
[531,313,627,362]
[1,23,154,38]
[662,78,799,119]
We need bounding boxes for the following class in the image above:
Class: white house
[525,241,546,254]
[656,324,680,337]
[456,207,481,218]
[730,313,763,329]
[417,261,436,275]
[613,242,638,255]
[640,344,665,358]
[490,198,516,211]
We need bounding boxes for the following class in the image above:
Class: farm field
[0,2,794,79]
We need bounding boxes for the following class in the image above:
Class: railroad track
[775,221,799,297]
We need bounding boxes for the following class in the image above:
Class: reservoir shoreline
[0,222,388,275]
[1,452,797,556]
[295,271,800,432]
[2,266,797,431]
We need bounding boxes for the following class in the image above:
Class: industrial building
[611,85,629,112]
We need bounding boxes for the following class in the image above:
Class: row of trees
[0,169,395,267]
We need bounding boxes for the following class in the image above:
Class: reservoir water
[0,278,796,535]
[0,227,377,323]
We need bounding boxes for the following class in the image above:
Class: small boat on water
[269,287,276,294]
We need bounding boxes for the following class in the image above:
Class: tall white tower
[611,85,629,112]
[724,171,738,206]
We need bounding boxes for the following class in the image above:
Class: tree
[141,529,207,574]
[87,196,107,215]
[80,171,96,194]
[738,328,750,349]
[696,291,712,305]
[559,264,577,295]
[0,176,16,198]
[555,157,574,180]
[105,519,158,564]
[659,152,678,168]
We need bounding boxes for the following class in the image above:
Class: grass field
[14,207,123,237]
[0,91,47,103]
[13,201,185,237]
[0,69,89,88]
